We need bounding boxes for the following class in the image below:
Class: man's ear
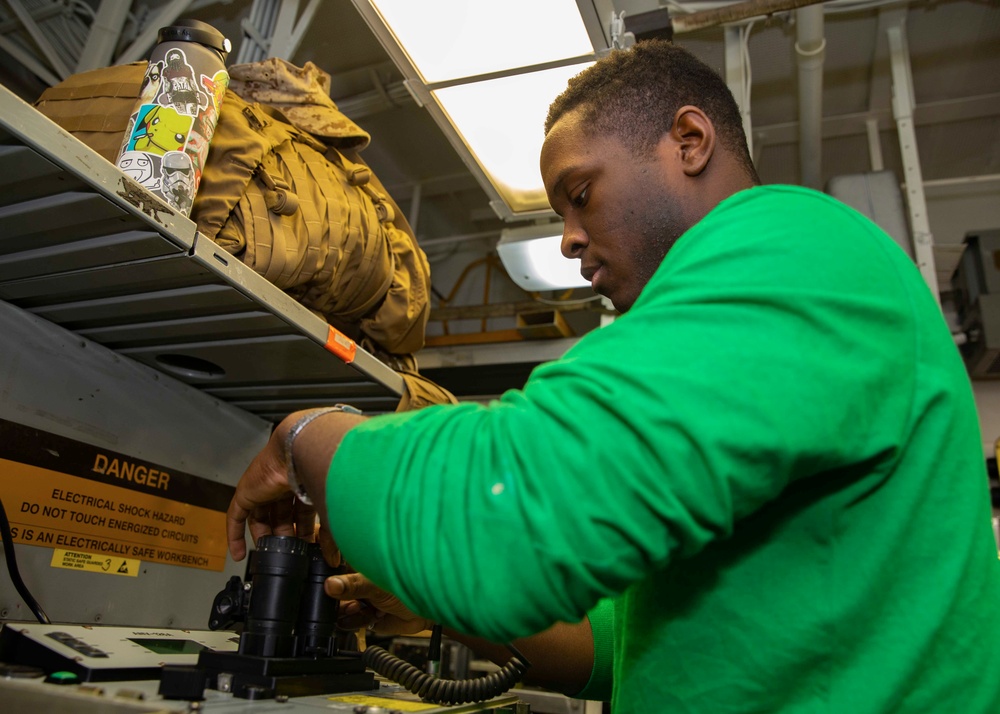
[671,106,715,177]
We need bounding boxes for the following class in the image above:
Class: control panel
[0,536,529,712]
[0,623,238,681]
[0,621,522,713]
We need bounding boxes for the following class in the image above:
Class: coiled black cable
[0,495,50,624]
[360,640,530,705]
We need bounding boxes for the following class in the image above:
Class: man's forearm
[295,414,595,695]
[288,410,368,515]
[443,619,595,697]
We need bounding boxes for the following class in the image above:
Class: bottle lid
[158,19,232,59]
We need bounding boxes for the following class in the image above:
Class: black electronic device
[0,520,527,706]
[193,534,529,704]
[187,534,376,701]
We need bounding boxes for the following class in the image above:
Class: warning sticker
[0,418,235,572]
[51,549,140,577]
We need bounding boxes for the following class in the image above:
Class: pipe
[865,117,884,172]
[76,0,132,72]
[922,173,1000,190]
[419,230,501,249]
[408,181,422,233]
[672,0,828,35]
[795,5,825,189]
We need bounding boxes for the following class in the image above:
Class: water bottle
[115,19,231,216]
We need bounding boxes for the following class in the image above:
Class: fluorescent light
[370,0,594,83]
[353,0,610,217]
[497,223,592,291]
[432,63,593,213]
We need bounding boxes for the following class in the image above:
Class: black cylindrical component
[294,543,339,657]
[239,535,308,658]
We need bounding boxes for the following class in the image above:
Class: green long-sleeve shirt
[329,185,1000,712]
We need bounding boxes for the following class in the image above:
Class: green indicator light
[46,671,79,684]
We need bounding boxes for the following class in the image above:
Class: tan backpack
[34,59,456,410]
[193,88,430,356]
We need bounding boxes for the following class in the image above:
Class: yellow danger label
[51,549,140,577]
[2,459,228,572]
[327,695,439,711]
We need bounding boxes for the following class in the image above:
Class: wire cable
[427,622,442,673]
[359,636,530,705]
[0,496,50,624]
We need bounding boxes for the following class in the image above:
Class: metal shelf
[0,81,403,422]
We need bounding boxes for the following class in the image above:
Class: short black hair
[545,40,759,183]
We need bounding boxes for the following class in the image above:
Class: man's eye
[571,186,588,207]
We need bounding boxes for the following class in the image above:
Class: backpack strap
[192,93,275,242]
[340,157,396,225]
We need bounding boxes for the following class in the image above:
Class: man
[228,41,1000,711]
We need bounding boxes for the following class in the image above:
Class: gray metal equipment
[0,79,492,712]
[952,229,1000,378]
[0,78,404,420]
[0,71,406,626]
[0,75,574,714]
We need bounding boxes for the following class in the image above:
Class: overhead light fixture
[365,0,597,84]
[351,0,614,219]
[433,64,591,213]
[496,223,592,291]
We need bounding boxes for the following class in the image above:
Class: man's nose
[560,220,588,259]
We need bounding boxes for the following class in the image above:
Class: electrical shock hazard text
[2,461,228,572]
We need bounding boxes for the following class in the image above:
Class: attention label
[0,419,235,572]
[51,549,140,577]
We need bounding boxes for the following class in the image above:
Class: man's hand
[226,423,299,562]
[327,572,433,636]
[226,408,366,562]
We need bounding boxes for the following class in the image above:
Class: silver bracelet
[284,404,363,505]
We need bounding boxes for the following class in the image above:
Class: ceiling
[0,0,998,398]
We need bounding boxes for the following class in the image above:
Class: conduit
[795,5,825,189]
